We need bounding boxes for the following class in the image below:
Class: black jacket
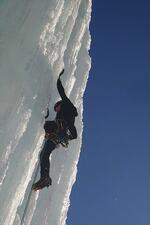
[56,78,78,139]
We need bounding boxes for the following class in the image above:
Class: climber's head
[54,100,62,112]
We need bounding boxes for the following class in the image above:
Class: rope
[20,140,46,225]
[20,106,49,224]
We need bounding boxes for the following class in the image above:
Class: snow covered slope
[0,0,91,224]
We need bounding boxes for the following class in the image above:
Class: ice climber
[32,69,78,191]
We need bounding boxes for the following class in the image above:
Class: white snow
[0,0,91,225]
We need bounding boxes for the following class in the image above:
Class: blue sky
[67,1,150,225]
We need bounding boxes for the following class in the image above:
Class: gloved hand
[44,108,49,119]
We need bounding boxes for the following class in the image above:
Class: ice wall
[0,0,91,225]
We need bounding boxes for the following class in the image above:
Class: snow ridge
[0,0,91,224]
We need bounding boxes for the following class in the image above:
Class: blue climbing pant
[40,139,56,178]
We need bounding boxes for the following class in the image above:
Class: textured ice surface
[0,0,91,224]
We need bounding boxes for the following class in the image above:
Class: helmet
[54,100,62,111]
